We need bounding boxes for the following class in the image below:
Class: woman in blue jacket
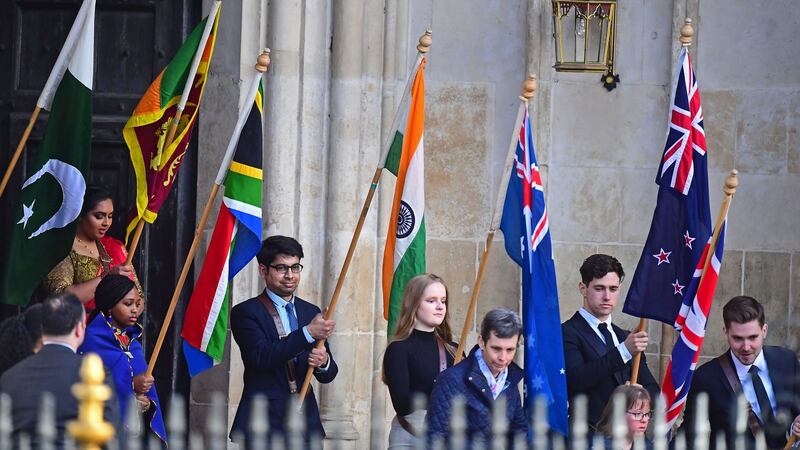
[78,274,166,444]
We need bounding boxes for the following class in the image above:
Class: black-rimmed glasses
[268,263,304,274]
[626,410,652,421]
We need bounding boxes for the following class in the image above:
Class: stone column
[316,0,387,448]
[190,0,245,443]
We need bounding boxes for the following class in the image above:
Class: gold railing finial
[68,353,114,450]
[680,18,694,47]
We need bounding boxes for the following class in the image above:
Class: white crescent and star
[18,159,86,239]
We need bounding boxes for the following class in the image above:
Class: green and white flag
[1,0,95,305]
[382,58,427,334]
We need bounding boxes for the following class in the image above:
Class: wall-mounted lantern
[551,1,619,90]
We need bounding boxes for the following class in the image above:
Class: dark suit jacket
[0,344,117,449]
[562,312,660,427]
[229,294,338,442]
[683,346,800,450]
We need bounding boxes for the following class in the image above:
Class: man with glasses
[229,236,338,446]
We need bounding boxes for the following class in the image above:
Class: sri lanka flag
[382,58,426,335]
[181,81,264,377]
[124,2,221,242]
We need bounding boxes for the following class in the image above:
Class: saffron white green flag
[382,58,427,335]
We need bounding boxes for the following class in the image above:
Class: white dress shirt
[730,349,776,421]
[578,308,633,363]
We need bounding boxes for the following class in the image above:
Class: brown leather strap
[436,335,447,373]
[718,354,763,437]
[257,293,298,394]
[397,414,416,435]
[96,240,112,274]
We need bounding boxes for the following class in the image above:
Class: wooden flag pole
[453,75,537,364]
[629,317,647,383]
[0,107,42,198]
[145,50,270,376]
[126,0,221,264]
[296,30,433,403]
[630,170,738,385]
[631,18,698,384]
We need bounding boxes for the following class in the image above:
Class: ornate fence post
[167,394,186,450]
[205,392,226,450]
[1,393,12,449]
[37,392,56,450]
[67,353,114,450]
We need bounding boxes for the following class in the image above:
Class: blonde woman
[594,384,653,450]
[383,273,458,448]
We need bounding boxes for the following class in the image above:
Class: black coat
[561,312,660,427]
[0,344,117,449]
[229,294,338,442]
[683,346,800,450]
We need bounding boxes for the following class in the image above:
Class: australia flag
[623,47,712,325]
[500,105,568,436]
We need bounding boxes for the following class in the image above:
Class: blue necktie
[285,302,299,332]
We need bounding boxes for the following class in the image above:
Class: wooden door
[0,0,202,409]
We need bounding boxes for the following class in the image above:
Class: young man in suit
[683,296,800,449]
[1,293,117,448]
[229,235,338,446]
[561,254,660,428]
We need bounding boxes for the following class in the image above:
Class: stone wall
[187,0,800,447]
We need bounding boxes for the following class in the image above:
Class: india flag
[181,81,264,376]
[382,59,427,334]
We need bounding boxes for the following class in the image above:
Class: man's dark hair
[41,293,84,336]
[256,236,304,266]
[723,296,765,328]
[579,254,625,285]
[480,308,522,342]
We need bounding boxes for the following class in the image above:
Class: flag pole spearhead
[723,169,738,196]
[520,74,537,102]
[680,18,694,47]
[417,29,433,54]
[255,48,271,73]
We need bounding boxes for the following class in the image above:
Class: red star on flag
[672,279,685,295]
[652,248,672,265]
[684,230,696,249]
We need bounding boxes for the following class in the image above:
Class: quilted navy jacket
[427,347,528,445]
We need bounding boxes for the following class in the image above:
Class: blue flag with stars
[623,48,712,325]
[499,105,568,436]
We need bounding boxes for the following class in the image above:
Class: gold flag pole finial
[255,48,271,73]
[680,18,694,47]
[68,354,114,450]
[417,29,433,54]
[520,74,537,101]
[724,169,739,195]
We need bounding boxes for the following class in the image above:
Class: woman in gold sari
[42,186,139,315]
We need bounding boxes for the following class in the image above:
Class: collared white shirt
[578,307,633,363]
[730,349,776,421]
[41,340,76,353]
[475,348,508,400]
[265,289,330,372]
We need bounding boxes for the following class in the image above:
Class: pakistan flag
[1,0,95,306]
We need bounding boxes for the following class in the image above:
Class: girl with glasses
[595,384,653,449]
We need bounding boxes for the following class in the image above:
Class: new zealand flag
[623,47,712,325]
[500,105,568,436]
